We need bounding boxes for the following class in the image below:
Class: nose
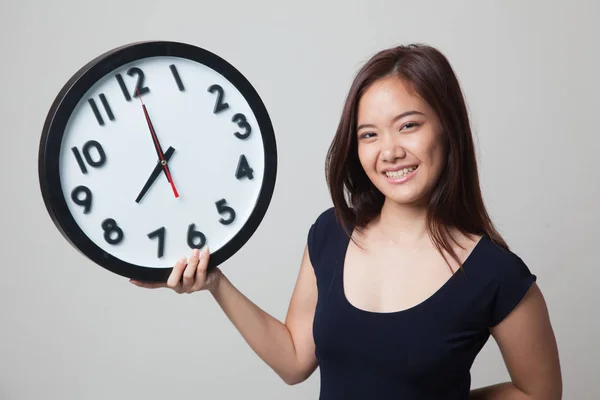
[380,132,406,162]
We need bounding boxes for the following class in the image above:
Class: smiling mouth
[384,166,418,178]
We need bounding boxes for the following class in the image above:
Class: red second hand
[136,89,179,198]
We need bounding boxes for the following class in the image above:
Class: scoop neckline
[338,229,488,316]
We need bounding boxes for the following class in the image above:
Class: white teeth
[385,166,417,178]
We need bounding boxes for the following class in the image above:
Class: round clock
[38,40,277,282]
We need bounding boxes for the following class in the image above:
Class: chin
[372,177,429,207]
[385,193,427,207]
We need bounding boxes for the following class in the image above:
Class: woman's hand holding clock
[130,247,222,293]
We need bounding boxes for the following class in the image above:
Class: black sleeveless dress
[307,207,536,399]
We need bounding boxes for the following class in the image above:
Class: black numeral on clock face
[88,94,114,126]
[233,113,252,139]
[147,226,166,258]
[208,84,230,113]
[102,218,124,245]
[187,223,206,249]
[115,67,150,101]
[71,185,92,214]
[169,64,185,91]
[72,140,106,174]
[216,199,236,225]
[207,84,254,140]
[146,202,239,258]
[236,154,254,180]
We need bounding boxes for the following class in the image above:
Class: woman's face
[356,76,446,207]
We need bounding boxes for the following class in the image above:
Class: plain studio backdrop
[1,0,598,399]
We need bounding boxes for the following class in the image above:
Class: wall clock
[38,40,277,282]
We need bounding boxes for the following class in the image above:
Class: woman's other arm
[469,283,562,399]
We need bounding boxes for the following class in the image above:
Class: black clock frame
[38,40,277,282]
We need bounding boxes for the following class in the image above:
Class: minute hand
[136,88,179,198]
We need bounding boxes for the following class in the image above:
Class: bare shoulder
[443,227,485,269]
[450,227,483,248]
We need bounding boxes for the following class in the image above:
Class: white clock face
[57,55,267,269]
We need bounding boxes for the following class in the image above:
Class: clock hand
[135,146,176,203]
[136,88,179,198]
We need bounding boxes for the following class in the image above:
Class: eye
[400,122,420,131]
[359,132,376,139]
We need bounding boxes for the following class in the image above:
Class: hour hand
[135,146,176,203]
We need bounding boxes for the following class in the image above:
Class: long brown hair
[325,43,508,271]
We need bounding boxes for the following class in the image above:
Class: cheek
[425,140,446,176]
[357,145,376,173]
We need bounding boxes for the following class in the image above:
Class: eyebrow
[356,110,425,131]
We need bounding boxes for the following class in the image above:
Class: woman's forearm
[209,272,305,384]
[470,382,560,400]
[470,382,531,399]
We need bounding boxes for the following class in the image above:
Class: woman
[131,44,562,399]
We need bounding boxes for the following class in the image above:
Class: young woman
[131,44,562,399]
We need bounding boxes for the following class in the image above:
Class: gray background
[1,0,598,399]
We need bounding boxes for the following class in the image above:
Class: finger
[167,257,187,290]
[182,249,200,292]
[129,279,166,289]
[192,247,210,291]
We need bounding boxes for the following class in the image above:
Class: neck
[372,198,430,245]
